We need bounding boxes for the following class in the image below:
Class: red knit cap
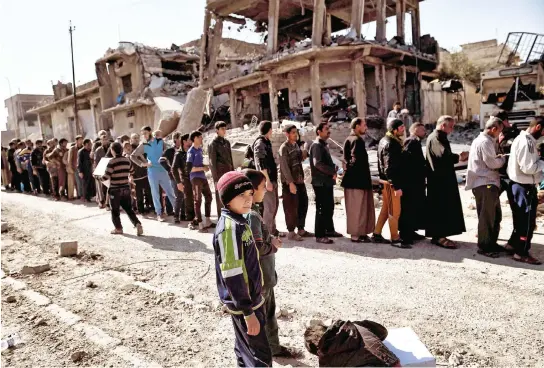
[216,171,254,206]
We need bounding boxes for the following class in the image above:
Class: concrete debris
[6,295,16,303]
[1,221,7,233]
[20,263,51,275]
[71,351,87,363]
[333,190,344,205]
[34,318,47,327]
[449,351,463,366]
[86,281,97,289]
[468,203,476,210]
[275,307,282,319]
[59,241,78,257]
[195,304,210,312]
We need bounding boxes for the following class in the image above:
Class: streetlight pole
[69,20,79,138]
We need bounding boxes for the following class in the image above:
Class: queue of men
[2,114,542,264]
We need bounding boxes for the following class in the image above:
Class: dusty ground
[1,186,543,367]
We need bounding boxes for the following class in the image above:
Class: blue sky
[1,0,543,130]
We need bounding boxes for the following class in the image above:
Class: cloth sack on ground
[304,320,400,367]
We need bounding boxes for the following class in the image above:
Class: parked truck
[480,32,544,129]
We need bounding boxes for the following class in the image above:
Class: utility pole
[69,20,79,138]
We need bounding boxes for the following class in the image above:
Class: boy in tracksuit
[213,171,272,367]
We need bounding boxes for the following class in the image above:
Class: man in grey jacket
[465,117,506,258]
[506,116,544,265]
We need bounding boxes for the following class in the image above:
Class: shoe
[174,219,180,224]
[325,231,343,238]
[351,236,364,243]
[272,345,303,358]
[157,214,166,222]
[288,232,303,241]
[358,235,372,243]
[136,224,143,236]
[316,237,334,244]
[298,230,314,237]
[111,228,123,235]
[189,220,200,230]
[512,254,542,265]
[391,239,412,249]
[371,233,390,244]
[412,233,426,241]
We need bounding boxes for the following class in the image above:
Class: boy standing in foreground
[243,169,299,358]
[213,171,272,367]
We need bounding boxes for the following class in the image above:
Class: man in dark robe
[399,122,428,245]
[425,115,468,249]
[78,139,95,201]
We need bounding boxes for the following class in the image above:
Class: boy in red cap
[213,171,272,367]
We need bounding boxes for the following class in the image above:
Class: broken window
[121,75,133,93]
[127,109,135,117]
[128,122,134,129]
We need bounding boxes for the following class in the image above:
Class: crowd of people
[1,112,543,365]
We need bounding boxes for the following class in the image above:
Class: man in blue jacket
[130,126,177,222]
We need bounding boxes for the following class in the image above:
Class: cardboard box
[93,158,111,188]
[383,327,435,367]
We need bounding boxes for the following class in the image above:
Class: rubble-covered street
[2,188,543,367]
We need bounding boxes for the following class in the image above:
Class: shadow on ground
[281,235,544,271]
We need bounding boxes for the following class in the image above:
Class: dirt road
[1,189,543,367]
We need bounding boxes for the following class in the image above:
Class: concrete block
[59,241,78,257]
[22,289,51,306]
[46,303,82,326]
[20,263,50,275]
[1,221,7,232]
[73,322,121,348]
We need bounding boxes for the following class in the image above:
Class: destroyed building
[94,42,201,138]
[4,93,53,143]
[28,80,100,141]
[179,0,440,135]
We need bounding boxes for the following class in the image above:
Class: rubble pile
[448,122,480,144]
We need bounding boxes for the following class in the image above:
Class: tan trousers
[67,170,76,199]
[375,182,401,241]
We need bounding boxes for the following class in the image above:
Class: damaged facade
[181,0,440,135]
[94,42,201,138]
[28,80,100,141]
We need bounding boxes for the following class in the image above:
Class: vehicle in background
[480,32,544,130]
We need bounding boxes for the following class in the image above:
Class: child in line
[243,169,298,358]
[213,171,272,367]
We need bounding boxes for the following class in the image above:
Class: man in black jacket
[208,121,234,217]
[373,119,407,248]
[309,122,341,244]
[341,118,375,243]
[31,139,50,195]
[78,139,95,201]
[172,133,194,222]
[7,141,21,192]
[399,122,428,245]
[254,121,282,236]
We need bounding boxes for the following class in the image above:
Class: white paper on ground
[383,327,436,367]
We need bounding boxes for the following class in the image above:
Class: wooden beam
[310,60,322,124]
[351,60,367,118]
[271,59,311,74]
[352,46,372,60]
[375,0,386,42]
[229,87,239,127]
[396,67,406,106]
[375,65,386,117]
[381,64,387,116]
[199,10,212,85]
[312,0,326,47]
[411,3,420,49]
[324,12,332,45]
[268,76,279,122]
[350,0,364,38]
[267,0,280,55]
[215,0,254,16]
[396,0,405,41]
